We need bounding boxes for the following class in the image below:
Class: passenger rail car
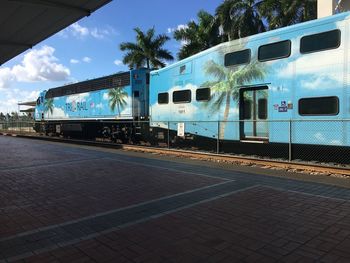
[149,11,350,160]
[35,68,150,142]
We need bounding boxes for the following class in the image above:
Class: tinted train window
[196,88,211,101]
[258,40,291,62]
[300,30,340,54]
[158,93,169,104]
[299,96,339,115]
[258,98,267,119]
[225,49,251,67]
[173,90,191,103]
[243,101,252,119]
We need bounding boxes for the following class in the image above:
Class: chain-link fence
[0,120,36,134]
[143,119,350,165]
[1,119,349,166]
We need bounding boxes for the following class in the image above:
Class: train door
[240,86,268,141]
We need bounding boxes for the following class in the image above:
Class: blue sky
[0,0,223,114]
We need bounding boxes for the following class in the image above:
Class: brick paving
[0,136,350,262]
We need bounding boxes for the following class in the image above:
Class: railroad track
[1,131,350,177]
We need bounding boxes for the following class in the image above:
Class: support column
[318,0,337,18]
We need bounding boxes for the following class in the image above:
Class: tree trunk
[147,59,150,69]
[219,94,231,139]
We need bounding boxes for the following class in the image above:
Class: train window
[258,98,267,119]
[298,96,339,115]
[224,49,251,67]
[134,91,140,97]
[258,40,291,62]
[243,101,252,119]
[196,88,211,101]
[173,90,191,103]
[300,29,341,54]
[158,93,169,104]
[180,65,186,74]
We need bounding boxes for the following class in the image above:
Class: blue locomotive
[35,68,150,142]
[34,12,350,162]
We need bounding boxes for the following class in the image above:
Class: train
[34,11,350,163]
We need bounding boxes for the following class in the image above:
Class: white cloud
[103,92,109,101]
[60,23,116,40]
[70,59,79,64]
[70,57,91,64]
[70,23,89,38]
[82,57,92,63]
[167,24,188,34]
[0,46,70,90]
[114,59,122,66]
[0,68,16,89]
[0,89,40,114]
[13,46,70,82]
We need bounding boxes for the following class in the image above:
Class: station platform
[0,135,349,262]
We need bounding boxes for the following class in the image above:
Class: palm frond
[204,60,227,81]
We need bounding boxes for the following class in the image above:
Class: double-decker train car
[149,11,350,160]
[35,68,150,142]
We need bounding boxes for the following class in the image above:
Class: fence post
[288,119,292,162]
[217,121,220,154]
[167,121,170,149]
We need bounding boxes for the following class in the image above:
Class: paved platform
[0,136,349,262]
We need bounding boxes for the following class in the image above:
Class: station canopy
[0,0,111,65]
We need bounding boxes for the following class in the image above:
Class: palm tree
[120,27,173,69]
[44,98,54,116]
[108,87,128,116]
[173,10,225,60]
[202,60,265,138]
[259,0,317,30]
[216,0,265,40]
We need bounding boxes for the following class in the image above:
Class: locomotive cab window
[196,88,211,101]
[299,96,339,115]
[173,90,191,103]
[300,29,341,54]
[225,49,251,67]
[258,40,291,62]
[158,93,169,104]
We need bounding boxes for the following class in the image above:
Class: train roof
[151,11,350,75]
[45,71,131,99]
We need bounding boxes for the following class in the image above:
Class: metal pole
[217,121,220,154]
[167,121,170,149]
[289,119,292,162]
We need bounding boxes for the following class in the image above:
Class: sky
[0,0,223,114]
